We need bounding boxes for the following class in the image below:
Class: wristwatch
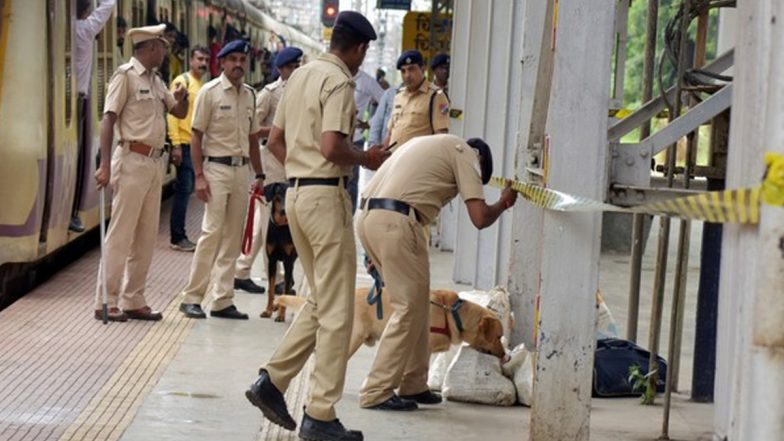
[255,173,266,180]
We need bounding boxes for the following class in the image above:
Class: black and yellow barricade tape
[490,152,784,225]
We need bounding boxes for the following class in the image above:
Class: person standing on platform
[368,82,398,147]
[93,24,188,322]
[71,0,115,233]
[178,40,265,321]
[116,16,128,64]
[234,46,303,294]
[245,11,388,441]
[347,69,384,213]
[167,46,211,252]
[383,50,449,151]
[430,53,450,95]
[357,135,517,410]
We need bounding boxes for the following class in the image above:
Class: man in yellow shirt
[167,46,210,251]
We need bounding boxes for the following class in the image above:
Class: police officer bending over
[357,134,517,411]
[178,40,265,320]
[245,11,388,441]
[93,24,188,322]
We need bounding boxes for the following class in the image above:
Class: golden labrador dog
[274,288,507,359]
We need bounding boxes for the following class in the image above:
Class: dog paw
[274,316,286,323]
[260,310,272,318]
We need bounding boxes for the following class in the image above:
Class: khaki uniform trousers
[262,183,356,422]
[94,146,164,310]
[356,208,430,407]
[180,161,249,311]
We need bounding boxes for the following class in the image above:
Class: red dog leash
[242,186,264,255]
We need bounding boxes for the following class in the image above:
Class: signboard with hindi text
[401,11,452,70]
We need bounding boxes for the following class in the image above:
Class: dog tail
[273,295,307,309]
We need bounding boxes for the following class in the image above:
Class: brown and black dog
[275,288,507,359]
[259,183,297,322]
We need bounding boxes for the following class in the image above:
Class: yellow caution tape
[762,152,784,206]
[491,177,763,224]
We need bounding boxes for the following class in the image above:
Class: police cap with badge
[431,53,450,70]
[127,23,168,46]
[275,47,303,68]
[217,39,250,59]
[333,11,377,42]
[396,50,424,70]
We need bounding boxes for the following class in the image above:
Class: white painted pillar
[529,1,615,440]
[714,1,779,440]
[507,0,554,348]
[721,2,784,440]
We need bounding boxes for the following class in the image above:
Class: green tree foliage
[623,0,719,108]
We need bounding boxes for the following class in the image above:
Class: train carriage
[0,0,322,306]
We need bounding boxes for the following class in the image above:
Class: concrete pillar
[716,1,784,440]
[529,1,615,440]
[507,0,554,348]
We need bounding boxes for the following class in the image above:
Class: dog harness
[429,298,465,338]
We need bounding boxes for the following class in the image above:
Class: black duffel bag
[592,338,667,397]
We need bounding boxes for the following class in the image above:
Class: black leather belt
[207,156,249,166]
[289,177,348,188]
[362,198,421,222]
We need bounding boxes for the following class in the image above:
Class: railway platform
[0,197,714,441]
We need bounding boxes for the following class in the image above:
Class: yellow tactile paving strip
[57,300,194,441]
[0,200,204,441]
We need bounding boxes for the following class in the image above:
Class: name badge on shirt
[220,105,232,110]
[139,89,150,94]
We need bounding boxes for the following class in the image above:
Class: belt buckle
[231,156,241,166]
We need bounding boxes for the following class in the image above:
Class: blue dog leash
[364,254,384,320]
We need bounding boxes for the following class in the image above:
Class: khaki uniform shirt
[362,134,485,225]
[191,73,260,157]
[166,71,205,145]
[273,53,356,179]
[387,80,449,149]
[258,78,286,184]
[104,57,177,149]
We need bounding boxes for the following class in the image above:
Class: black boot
[299,412,363,441]
[245,370,296,430]
[400,389,442,404]
[234,278,266,293]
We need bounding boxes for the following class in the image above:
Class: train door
[41,0,78,250]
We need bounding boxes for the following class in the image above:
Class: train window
[95,12,114,115]
[132,0,142,27]
[65,0,73,126]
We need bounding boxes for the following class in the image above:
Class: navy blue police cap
[333,11,377,41]
[431,53,450,69]
[275,47,303,68]
[397,50,424,70]
[466,138,493,185]
[217,39,250,59]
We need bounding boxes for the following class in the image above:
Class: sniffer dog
[259,183,297,322]
[275,289,507,359]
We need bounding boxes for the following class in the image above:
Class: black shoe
[234,278,266,294]
[299,413,363,441]
[69,217,85,233]
[366,395,418,411]
[245,370,296,431]
[179,303,206,319]
[210,305,249,319]
[400,390,442,405]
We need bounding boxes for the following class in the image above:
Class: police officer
[93,24,188,321]
[178,40,265,320]
[234,46,303,295]
[357,134,517,410]
[245,11,387,441]
[430,53,450,94]
[383,50,450,150]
